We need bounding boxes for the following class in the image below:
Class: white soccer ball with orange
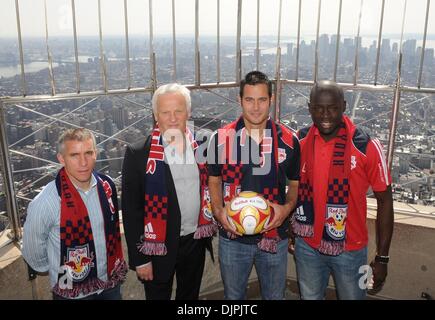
[226,191,272,235]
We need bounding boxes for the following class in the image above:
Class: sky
[0,0,434,39]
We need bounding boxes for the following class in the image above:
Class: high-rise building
[319,34,330,59]
[287,43,293,59]
[112,106,128,130]
[381,38,391,61]
[392,42,399,54]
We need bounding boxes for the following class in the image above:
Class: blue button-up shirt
[22,175,108,298]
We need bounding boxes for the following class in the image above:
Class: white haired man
[122,83,215,300]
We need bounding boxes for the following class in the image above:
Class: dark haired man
[207,71,300,300]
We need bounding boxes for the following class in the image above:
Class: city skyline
[0,32,433,213]
[0,0,434,37]
[0,1,433,228]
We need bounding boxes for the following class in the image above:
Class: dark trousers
[144,233,206,300]
[53,284,122,300]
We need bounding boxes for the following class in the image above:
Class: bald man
[290,80,394,300]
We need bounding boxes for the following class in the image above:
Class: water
[0,55,95,78]
[0,61,59,78]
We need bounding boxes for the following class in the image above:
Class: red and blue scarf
[218,117,289,253]
[138,126,217,256]
[292,116,352,255]
[53,168,127,298]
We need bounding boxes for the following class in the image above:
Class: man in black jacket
[121,83,215,300]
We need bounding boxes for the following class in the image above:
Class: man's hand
[214,202,242,236]
[262,201,292,233]
[367,260,388,295]
[136,263,153,281]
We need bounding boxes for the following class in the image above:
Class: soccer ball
[227,191,271,235]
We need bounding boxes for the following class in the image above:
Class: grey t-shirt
[164,140,200,236]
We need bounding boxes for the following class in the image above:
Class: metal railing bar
[97,0,108,92]
[13,166,58,174]
[15,169,58,194]
[97,110,154,146]
[95,157,126,163]
[401,86,435,94]
[284,82,310,100]
[256,0,260,70]
[203,88,240,105]
[279,106,307,120]
[149,0,156,91]
[9,97,99,148]
[14,156,128,194]
[374,0,385,85]
[172,0,177,81]
[280,79,394,92]
[194,89,241,129]
[387,54,403,169]
[0,83,238,104]
[15,0,26,96]
[399,0,408,54]
[295,0,301,81]
[355,110,391,126]
[386,0,409,168]
[9,150,59,166]
[333,0,342,82]
[275,47,282,121]
[395,161,432,182]
[395,151,435,158]
[71,0,80,93]
[11,152,128,197]
[274,0,283,120]
[314,0,321,83]
[195,0,200,86]
[16,195,35,202]
[114,96,152,111]
[0,101,21,240]
[277,0,282,49]
[13,103,129,145]
[417,0,431,88]
[3,80,435,106]
[124,0,131,90]
[353,0,364,86]
[44,0,56,96]
[1,88,154,103]
[236,0,242,83]
[217,0,221,82]
[196,105,239,130]
[397,133,435,149]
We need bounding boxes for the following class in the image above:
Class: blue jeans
[294,237,367,300]
[219,235,288,300]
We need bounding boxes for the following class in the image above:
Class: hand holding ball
[226,191,271,235]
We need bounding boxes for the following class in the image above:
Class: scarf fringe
[194,223,218,239]
[257,236,281,253]
[318,239,344,256]
[52,263,127,299]
[53,260,128,299]
[53,277,106,299]
[292,219,314,238]
[105,259,128,289]
[137,241,167,256]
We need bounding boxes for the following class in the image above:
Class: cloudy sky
[0,0,433,39]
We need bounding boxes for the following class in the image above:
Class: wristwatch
[375,255,390,264]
